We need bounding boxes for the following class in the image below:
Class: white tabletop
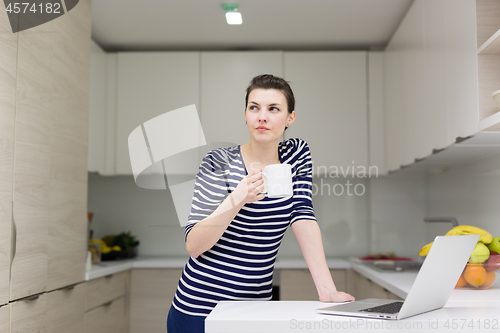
[206,301,500,333]
[206,259,500,332]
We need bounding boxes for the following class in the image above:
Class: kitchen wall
[427,152,500,238]
[88,149,500,259]
[87,173,372,258]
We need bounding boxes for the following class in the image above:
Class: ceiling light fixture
[221,2,242,25]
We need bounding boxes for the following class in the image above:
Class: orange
[481,271,496,288]
[463,265,487,286]
[455,273,468,288]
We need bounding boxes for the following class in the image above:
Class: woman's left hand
[320,290,355,303]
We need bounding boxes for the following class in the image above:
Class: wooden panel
[47,0,91,292]
[46,283,85,333]
[10,292,47,333]
[0,6,17,306]
[130,269,182,333]
[11,17,56,301]
[476,0,500,48]
[284,51,367,173]
[84,296,126,333]
[85,271,128,311]
[330,270,347,293]
[279,269,347,301]
[201,51,283,147]
[0,304,9,333]
[280,269,317,301]
[353,271,373,300]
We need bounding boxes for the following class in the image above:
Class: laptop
[317,234,479,320]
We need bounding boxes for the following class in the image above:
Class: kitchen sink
[363,260,422,272]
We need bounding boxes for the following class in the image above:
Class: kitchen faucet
[424,217,458,228]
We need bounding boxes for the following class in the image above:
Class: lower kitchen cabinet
[352,271,403,301]
[84,271,130,333]
[0,304,9,333]
[46,283,85,333]
[279,269,348,301]
[10,292,47,332]
[129,269,183,333]
[84,297,127,333]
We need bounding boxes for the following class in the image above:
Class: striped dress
[172,138,316,316]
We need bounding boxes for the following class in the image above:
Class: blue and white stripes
[173,138,316,316]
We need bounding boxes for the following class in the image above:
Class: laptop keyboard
[359,301,404,314]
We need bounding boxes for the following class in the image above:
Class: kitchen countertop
[85,256,352,281]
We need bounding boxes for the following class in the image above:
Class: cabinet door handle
[102,300,113,307]
[62,284,76,291]
[105,274,114,279]
[24,295,39,301]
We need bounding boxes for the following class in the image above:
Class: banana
[445,225,492,244]
[418,241,433,256]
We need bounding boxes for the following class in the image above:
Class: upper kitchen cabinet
[115,52,200,175]
[385,0,478,172]
[88,41,110,175]
[477,0,500,132]
[200,51,283,146]
[0,7,16,306]
[284,52,368,176]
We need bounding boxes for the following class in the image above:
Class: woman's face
[244,88,295,144]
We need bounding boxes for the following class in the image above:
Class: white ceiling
[91,0,414,52]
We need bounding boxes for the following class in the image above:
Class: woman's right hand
[231,170,266,206]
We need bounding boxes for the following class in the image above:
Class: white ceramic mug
[260,164,293,198]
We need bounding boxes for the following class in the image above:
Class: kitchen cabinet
[10,292,47,332]
[0,5,16,307]
[352,271,403,301]
[84,271,130,333]
[0,305,9,333]
[279,269,348,301]
[91,51,371,176]
[115,52,200,175]
[200,51,283,146]
[385,0,481,172]
[129,268,183,333]
[84,297,127,333]
[46,283,86,333]
[283,52,368,176]
[10,0,90,301]
[88,41,110,175]
[477,0,500,132]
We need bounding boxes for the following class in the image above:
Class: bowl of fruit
[455,241,500,289]
[418,226,500,290]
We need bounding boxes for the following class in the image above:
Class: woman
[167,74,354,332]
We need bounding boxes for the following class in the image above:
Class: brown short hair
[245,74,295,114]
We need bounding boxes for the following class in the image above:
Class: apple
[487,237,500,254]
[469,242,490,263]
[485,251,500,271]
